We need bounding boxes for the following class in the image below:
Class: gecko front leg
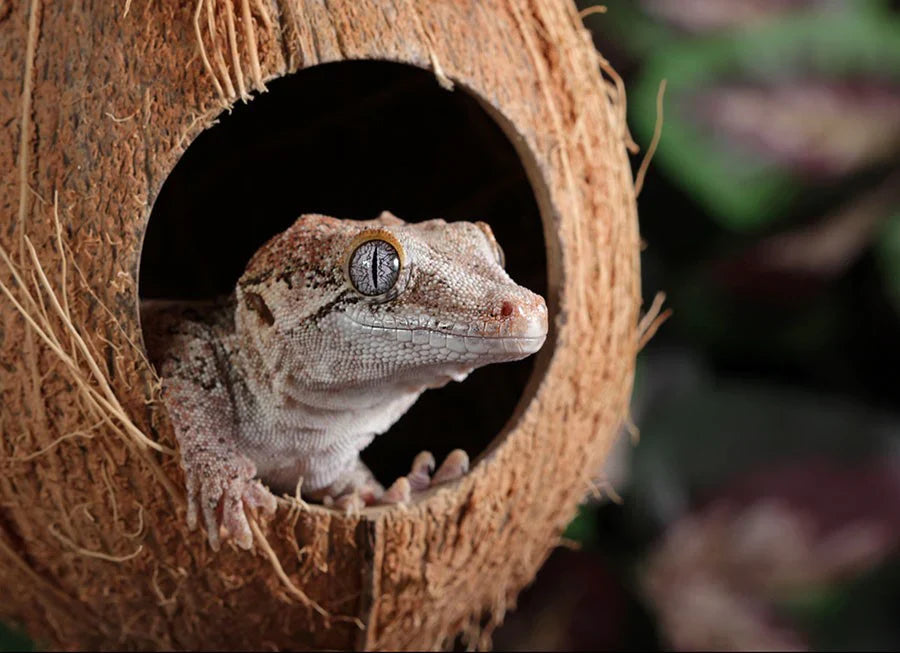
[164,376,276,549]
[155,325,277,551]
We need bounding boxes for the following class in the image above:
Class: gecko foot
[185,455,277,551]
[317,459,385,513]
[380,449,470,506]
[323,481,383,513]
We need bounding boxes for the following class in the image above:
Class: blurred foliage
[782,557,900,651]
[509,1,900,650]
[629,359,896,528]
[587,0,894,54]
[0,623,33,653]
[562,503,602,550]
[628,9,900,230]
[876,212,900,314]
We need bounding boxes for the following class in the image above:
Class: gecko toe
[222,490,252,550]
[200,486,222,552]
[231,517,254,551]
[245,480,277,516]
[335,492,365,513]
[381,477,412,504]
[431,449,469,485]
[408,450,436,491]
[182,467,202,532]
[185,482,199,532]
[234,530,253,550]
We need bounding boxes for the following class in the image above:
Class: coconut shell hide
[0,1,641,650]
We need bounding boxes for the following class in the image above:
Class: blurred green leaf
[583,0,894,55]
[578,0,676,57]
[779,583,846,622]
[628,355,899,531]
[674,268,844,359]
[630,10,900,231]
[783,557,900,651]
[563,502,601,549]
[0,622,33,653]
[876,212,900,315]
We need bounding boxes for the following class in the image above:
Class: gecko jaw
[340,312,547,358]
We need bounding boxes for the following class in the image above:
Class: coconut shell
[0,1,641,649]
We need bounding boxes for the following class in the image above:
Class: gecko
[142,211,548,550]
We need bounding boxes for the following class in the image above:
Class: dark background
[494,1,900,650]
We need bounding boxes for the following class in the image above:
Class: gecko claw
[408,451,436,491]
[431,449,469,486]
[335,492,366,514]
[381,476,412,504]
[244,479,278,516]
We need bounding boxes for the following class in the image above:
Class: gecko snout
[494,293,548,342]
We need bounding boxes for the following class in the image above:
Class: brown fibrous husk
[0,1,643,649]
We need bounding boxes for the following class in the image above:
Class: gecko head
[235,212,547,392]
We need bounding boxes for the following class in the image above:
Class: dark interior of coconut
[139,60,548,486]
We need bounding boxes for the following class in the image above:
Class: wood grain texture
[0,0,640,649]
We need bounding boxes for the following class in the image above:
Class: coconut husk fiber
[0,1,642,650]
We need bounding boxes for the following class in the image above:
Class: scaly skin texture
[143,212,548,550]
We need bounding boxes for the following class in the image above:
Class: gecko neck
[232,328,451,434]
[227,335,431,492]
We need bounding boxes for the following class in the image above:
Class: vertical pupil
[371,242,380,289]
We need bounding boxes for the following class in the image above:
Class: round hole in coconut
[138,60,552,487]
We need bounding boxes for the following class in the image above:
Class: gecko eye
[348,238,401,296]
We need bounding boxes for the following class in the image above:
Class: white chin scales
[449,367,472,382]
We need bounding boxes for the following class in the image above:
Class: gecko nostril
[500,301,515,317]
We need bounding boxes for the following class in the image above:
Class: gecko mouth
[342,314,548,356]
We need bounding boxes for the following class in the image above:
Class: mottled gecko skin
[143,212,547,550]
